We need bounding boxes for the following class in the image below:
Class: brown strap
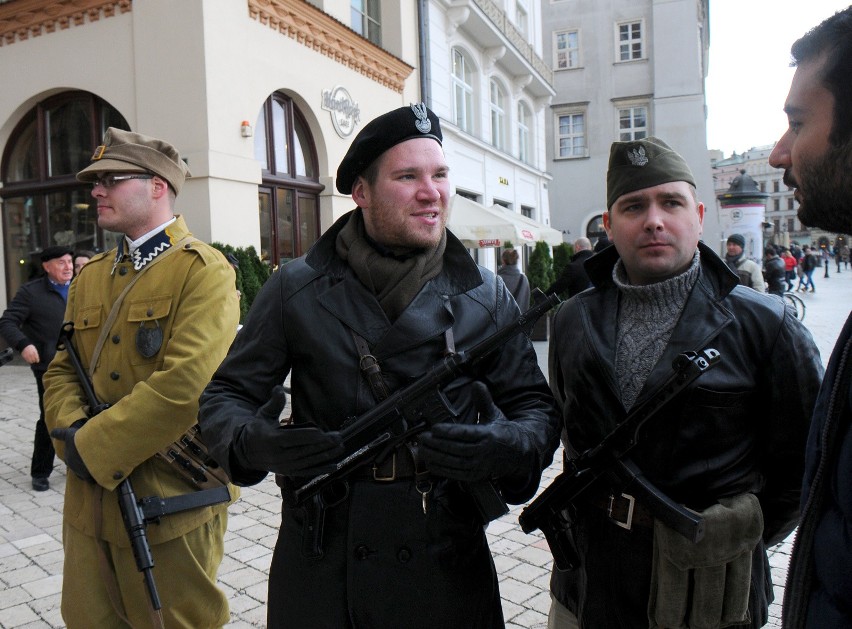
[350,330,392,402]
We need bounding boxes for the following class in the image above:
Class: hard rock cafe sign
[321,86,360,138]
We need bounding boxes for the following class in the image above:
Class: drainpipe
[417,0,431,106]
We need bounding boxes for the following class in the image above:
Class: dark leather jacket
[199,211,560,628]
[548,242,823,628]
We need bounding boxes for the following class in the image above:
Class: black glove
[51,420,95,483]
[232,385,345,477]
[419,382,533,482]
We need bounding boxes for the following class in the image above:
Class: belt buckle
[372,452,397,481]
[607,492,635,530]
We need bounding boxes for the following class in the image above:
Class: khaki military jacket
[44,215,240,546]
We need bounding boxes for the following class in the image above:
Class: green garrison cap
[606,137,695,209]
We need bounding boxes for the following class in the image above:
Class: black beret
[40,245,74,262]
[606,137,696,209]
[336,103,442,194]
[727,233,746,249]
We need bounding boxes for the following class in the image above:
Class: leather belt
[588,491,655,530]
[350,448,418,481]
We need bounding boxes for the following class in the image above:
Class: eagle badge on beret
[411,103,432,134]
[627,146,649,166]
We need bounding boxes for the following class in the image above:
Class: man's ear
[151,176,170,199]
[351,177,369,209]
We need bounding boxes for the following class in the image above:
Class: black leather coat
[199,211,560,629]
[548,242,823,628]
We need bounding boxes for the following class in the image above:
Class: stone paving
[1,265,850,628]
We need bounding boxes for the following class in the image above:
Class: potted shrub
[526,241,554,340]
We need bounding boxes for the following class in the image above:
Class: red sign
[521,229,535,240]
[478,239,502,248]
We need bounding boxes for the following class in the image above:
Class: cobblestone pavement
[1,267,849,628]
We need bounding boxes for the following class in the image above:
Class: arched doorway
[254,93,322,268]
[1,91,129,300]
[585,214,606,243]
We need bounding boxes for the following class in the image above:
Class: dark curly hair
[790,6,852,145]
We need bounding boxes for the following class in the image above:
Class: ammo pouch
[648,493,763,629]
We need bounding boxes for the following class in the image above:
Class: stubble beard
[795,138,852,235]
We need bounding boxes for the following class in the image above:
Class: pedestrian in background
[769,7,852,628]
[764,245,787,297]
[725,233,766,292]
[0,245,73,491]
[199,104,560,628]
[497,247,531,310]
[73,249,94,276]
[799,245,817,292]
[781,247,797,291]
[546,136,822,629]
[545,237,593,298]
[43,128,240,628]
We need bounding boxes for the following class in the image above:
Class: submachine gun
[287,289,562,524]
[0,347,13,366]
[56,322,231,612]
[519,347,721,571]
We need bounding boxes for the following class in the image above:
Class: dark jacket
[764,255,787,296]
[547,249,593,298]
[496,264,530,311]
[548,242,823,628]
[783,313,852,628]
[0,276,67,373]
[199,211,560,628]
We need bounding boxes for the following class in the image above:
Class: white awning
[447,195,564,249]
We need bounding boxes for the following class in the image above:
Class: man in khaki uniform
[44,128,240,628]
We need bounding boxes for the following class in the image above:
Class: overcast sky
[705,0,849,156]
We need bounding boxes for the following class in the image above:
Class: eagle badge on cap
[411,103,432,134]
[627,146,648,166]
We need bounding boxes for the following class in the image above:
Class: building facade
[0,0,422,308]
[0,0,557,310]
[541,0,719,250]
[423,0,557,268]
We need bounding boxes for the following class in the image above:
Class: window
[452,48,475,133]
[351,0,381,46]
[617,20,644,61]
[586,215,606,242]
[557,112,586,158]
[555,30,580,69]
[788,218,796,232]
[773,198,781,212]
[254,93,322,267]
[759,181,766,193]
[514,1,529,38]
[618,106,647,141]
[788,197,794,211]
[518,102,532,164]
[490,80,507,151]
[1,91,129,301]
[773,180,780,192]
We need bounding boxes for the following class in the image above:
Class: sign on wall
[321,86,361,138]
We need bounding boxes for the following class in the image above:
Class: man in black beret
[0,245,73,491]
[199,104,560,628]
[545,136,822,628]
[725,233,767,292]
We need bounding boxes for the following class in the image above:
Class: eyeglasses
[91,173,154,189]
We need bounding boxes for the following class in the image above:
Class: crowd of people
[0,6,849,629]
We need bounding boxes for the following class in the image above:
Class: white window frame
[554,29,580,70]
[517,101,533,164]
[616,19,644,62]
[490,79,507,151]
[514,0,529,38]
[555,109,587,159]
[617,104,648,141]
[351,0,381,46]
[452,48,475,133]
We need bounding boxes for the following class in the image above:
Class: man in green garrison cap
[198,104,560,627]
[544,136,823,629]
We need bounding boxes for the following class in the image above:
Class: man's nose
[769,131,791,169]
